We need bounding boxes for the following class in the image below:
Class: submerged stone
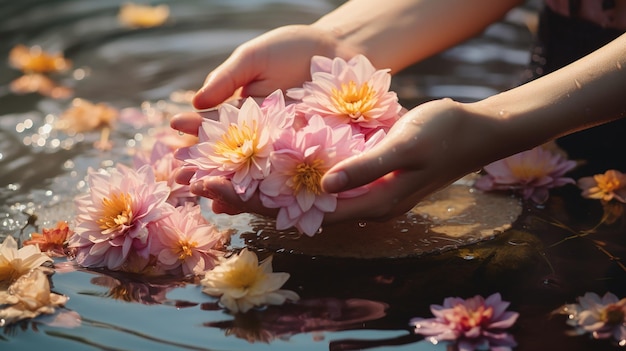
[242,176,523,258]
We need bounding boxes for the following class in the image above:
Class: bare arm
[319,33,626,221]
[191,0,522,109]
[314,0,523,73]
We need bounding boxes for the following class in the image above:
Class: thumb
[321,141,405,194]
[192,48,258,110]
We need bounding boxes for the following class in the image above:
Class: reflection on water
[1,1,626,351]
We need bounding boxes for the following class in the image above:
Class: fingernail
[323,171,347,192]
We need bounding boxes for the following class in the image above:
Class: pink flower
[150,203,223,276]
[410,293,519,351]
[68,164,173,271]
[473,146,577,204]
[134,140,196,206]
[176,90,294,201]
[287,55,402,137]
[259,115,365,236]
[578,169,626,203]
[560,292,626,343]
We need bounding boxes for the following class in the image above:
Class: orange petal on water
[118,3,169,28]
[9,74,73,99]
[8,44,71,74]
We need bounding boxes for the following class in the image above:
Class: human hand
[174,98,503,223]
[192,24,357,110]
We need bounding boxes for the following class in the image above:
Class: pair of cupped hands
[171,25,493,225]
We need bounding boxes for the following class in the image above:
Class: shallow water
[1,1,626,350]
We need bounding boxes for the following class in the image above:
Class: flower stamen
[98,192,134,233]
[291,159,325,195]
[330,81,377,118]
[214,122,257,161]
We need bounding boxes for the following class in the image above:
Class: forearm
[312,0,522,73]
[471,32,626,159]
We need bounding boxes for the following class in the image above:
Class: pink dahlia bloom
[410,293,519,351]
[68,164,173,271]
[259,115,365,236]
[176,90,294,201]
[134,140,196,206]
[287,55,402,138]
[473,146,577,204]
[149,203,223,276]
[578,169,626,203]
[562,292,626,343]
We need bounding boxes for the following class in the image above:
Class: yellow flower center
[97,192,134,233]
[330,81,377,118]
[0,263,17,283]
[595,173,623,194]
[509,162,550,181]
[448,304,494,329]
[214,122,257,161]
[175,240,198,260]
[601,304,625,325]
[291,159,326,195]
[223,263,264,290]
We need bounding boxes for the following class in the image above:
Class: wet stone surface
[242,177,523,258]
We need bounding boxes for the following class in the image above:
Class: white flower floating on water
[200,249,299,314]
[559,291,626,345]
[0,268,69,327]
[0,236,52,288]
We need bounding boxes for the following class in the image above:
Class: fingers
[191,176,279,218]
[321,135,412,194]
[192,47,259,110]
[170,111,204,136]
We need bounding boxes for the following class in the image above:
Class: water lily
[0,236,52,288]
[151,203,224,276]
[24,221,72,257]
[8,44,71,74]
[473,146,577,204]
[200,248,299,314]
[578,169,626,203]
[287,55,402,137]
[134,141,196,207]
[0,269,69,327]
[258,115,365,236]
[177,90,294,201]
[68,164,173,271]
[410,293,519,351]
[559,292,626,345]
[118,3,169,28]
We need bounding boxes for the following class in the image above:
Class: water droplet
[574,79,582,89]
[316,227,323,234]
[358,221,367,228]
[377,157,383,165]
[617,61,623,70]
[178,130,185,136]
[446,206,455,213]
[463,255,475,260]
[498,110,509,118]
[619,339,625,347]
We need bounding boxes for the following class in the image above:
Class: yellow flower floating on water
[0,236,52,289]
[200,249,299,314]
[0,269,69,327]
[8,44,71,74]
[118,3,170,28]
[9,73,73,99]
[578,169,626,203]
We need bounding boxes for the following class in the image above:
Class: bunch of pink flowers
[68,152,225,275]
[177,55,403,236]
